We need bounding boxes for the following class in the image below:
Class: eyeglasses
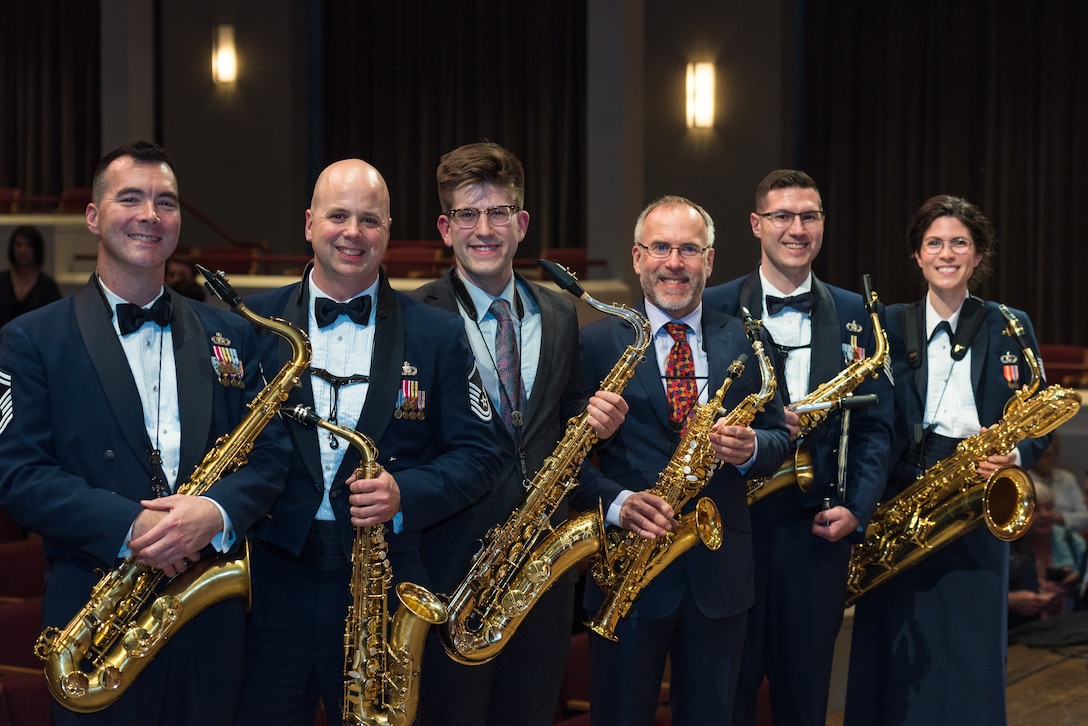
[636,241,710,259]
[921,237,973,255]
[759,210,825,229]
[446,205,520,230]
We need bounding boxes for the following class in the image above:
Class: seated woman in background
[1009,481,1088,629]
[0,225,62,329]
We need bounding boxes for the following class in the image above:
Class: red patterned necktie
[490,299,524,432]
[665,322,698,432]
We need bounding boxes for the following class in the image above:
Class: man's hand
[709,423,756,465]
[811,505,860,542]
[619,491,677,540]
[586,390,628,440]
[978,451,1017,480]
[348,469,401,527]
[783,407,801,442]
[130,496,223,577]
[1008,589,1059,619]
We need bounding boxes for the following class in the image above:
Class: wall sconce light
[212,25,237,84]
[686,62,715,128]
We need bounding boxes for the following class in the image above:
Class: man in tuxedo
[409,141,627,726]
[577,195,789,725]
[702,169,893,725]
[233,158,501,725]
[0,140,290,725]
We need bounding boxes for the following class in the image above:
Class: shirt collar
[456,270,520,322]
[923,293,965,339]
[758,266,812,300]
[644,298,703,338]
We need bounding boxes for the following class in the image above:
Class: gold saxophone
[35,266,311,712]
[845,304,1082,605]
[747,274,889,505]
[282,406,446,726]
[440,259,651,664]
[587,310,776,641]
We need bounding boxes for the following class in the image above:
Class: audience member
[0,140,290,725]
[234,158,501,725]
[844,195,1050,726]
[0,225,62,329]
[165,256,205,301]
[1009,482,1087,628]
[1031,434,1087,535]
[577,195,789,725]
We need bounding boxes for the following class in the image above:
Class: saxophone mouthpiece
[195,264,243,309]
[282,404,321,427]
[538,259,585,298]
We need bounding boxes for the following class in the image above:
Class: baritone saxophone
[35,266,311,712]
[282,406,446,726]
[845,304,1081,605]
[747,274,888,504]
[587,310,776,641]
[440,259,651,664]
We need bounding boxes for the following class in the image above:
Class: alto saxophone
[845,304,1082,605]
[747,274,888,504]
[440,259,651,664]
[35,266,311,712]
[282,405,446,726]
[587,310,776,641]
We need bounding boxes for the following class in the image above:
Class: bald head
[312,159,390,218]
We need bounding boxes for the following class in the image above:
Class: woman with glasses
[844,195,1051,726]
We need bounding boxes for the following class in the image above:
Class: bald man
[235,159,501,725]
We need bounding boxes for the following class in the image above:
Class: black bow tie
[929,320,953,342]
[116,295,172,336]
[766,292,812,315]
[315,295,372,328]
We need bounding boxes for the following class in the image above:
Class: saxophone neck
[999,304,1041,404]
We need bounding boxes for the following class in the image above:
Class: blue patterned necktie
[490,299,524,431]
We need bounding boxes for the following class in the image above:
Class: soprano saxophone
[35,266,311,712]
[746,274,888,504]
[440,259,651,664]
[587,311,776,641]
[845,304,1081,605]
[282,406,446,726]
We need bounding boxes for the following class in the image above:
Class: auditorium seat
[1038,344,1088,387]
[0,538,45,601]
[0,187,20,213]
[57,187,92,213]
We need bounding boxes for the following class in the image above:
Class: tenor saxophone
[35,266,311,712]
[440,259,651,664]
[587,311,776,641]
[746,274,888,504]
[282,406,446,726]
[845,304,1081,605]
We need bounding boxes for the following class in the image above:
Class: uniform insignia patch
[468,363,492,422]
[0,369,11,436]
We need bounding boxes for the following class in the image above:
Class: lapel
[353,274,403,459]
[521,275,551,431]
[170,296,214,475]
[74,282,151,468]
[904,300,929,414]
[279,272,323,488]
[808,275,843,388]
[702,306,742,397]
[630,300,672,434]
[959,297,990,392]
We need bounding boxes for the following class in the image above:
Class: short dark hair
[754,169,822,211]
[436,142,525,213]
[8,225,45,267]
[906,194,995,288]
[91,140,176,205]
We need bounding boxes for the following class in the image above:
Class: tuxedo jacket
[884,296,1051,490]
[703,270,894,526]
[408,270,588,592]
[0,280,291,626]
[244,268,502,593]
[577,302,790,619]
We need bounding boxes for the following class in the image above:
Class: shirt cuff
[203,497,236,553]
[606,490,634,527]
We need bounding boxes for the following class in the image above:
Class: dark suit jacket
[0,281,290,624]
[244,269,502,593]
[576,302,790,619]
[703,270,893,527]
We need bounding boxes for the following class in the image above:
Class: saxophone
[587,310,776,641]
[282,406,446,726]
[35,265,311,712]
[440,259,651,664]
[747,274,888,504]
[845,304,1082,606]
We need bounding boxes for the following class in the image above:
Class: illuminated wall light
[212,25,237,84]
[686,62,715,128]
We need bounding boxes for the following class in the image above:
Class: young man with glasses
[702,170,893,726]
[409,141,627,726]
[575,194,789,724]
[234,158,502,725]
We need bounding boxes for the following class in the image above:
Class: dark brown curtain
[319,0,586,256]
[798,0,1088,345]
[0,0,100,195]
